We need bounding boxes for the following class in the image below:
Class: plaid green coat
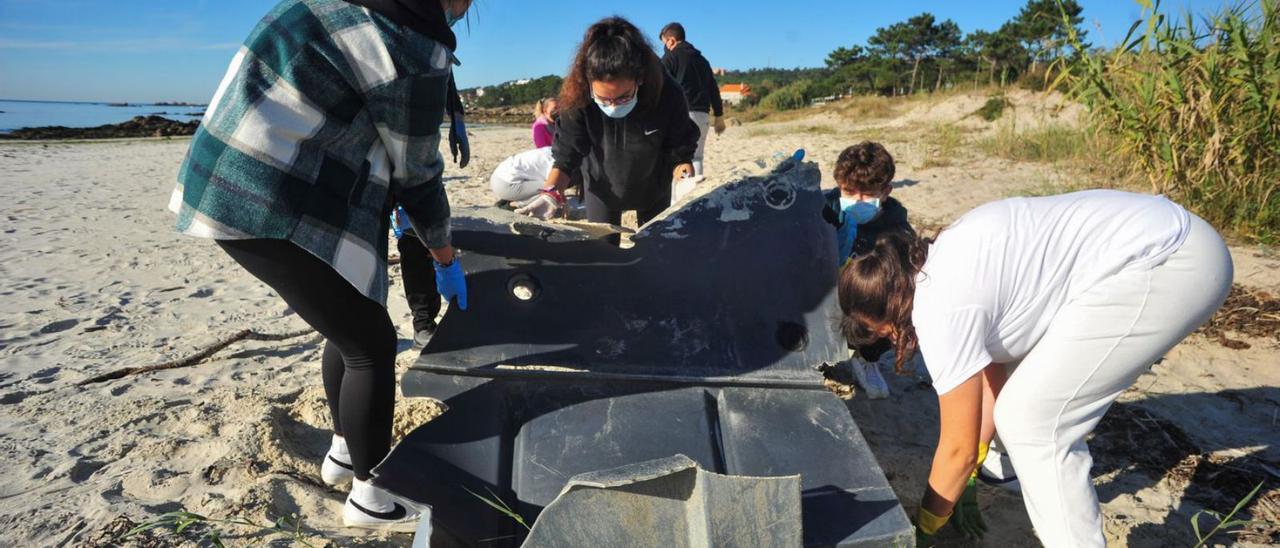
[169,0,453,303]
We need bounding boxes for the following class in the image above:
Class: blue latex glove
[836,207,858,266]
[449,114,470,168]
[434,258,468,311]
[391,206,410,239]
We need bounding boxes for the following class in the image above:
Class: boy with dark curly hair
[822,141,913,264]
[821,141,915,397]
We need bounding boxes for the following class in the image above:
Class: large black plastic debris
[374,158,914,547]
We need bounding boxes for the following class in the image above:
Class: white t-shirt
[913,190,1191,394]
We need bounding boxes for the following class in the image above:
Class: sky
[0,0,1234,103]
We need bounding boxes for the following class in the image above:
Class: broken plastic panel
[524,454,802,547]
[374,158,914,547]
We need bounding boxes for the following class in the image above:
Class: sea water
[0,100,206,132]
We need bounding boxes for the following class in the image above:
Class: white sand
[0,92,1275,546]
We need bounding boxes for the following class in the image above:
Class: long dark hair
[838,230,930,373]
[559,16,665,112]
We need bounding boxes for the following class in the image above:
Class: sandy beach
[1,91,1276,546]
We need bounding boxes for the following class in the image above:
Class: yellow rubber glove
[972,440,990,479]
[914,505,950,546]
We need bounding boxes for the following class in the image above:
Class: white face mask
[839,196,882,225]
[592,85,640,119]
[595,98,636,119]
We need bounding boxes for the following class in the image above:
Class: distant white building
[513,79,531,86]
[719,83,752,106]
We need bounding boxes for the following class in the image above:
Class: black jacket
[661,42,723,117]
[552,75,701,210]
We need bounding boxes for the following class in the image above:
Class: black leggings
[218,239,395,480]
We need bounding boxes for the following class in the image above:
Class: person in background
[169,0,472,529]
[490,146,555,204]
[391,207,445,348]
[659,22,725,176]
[531,97,558,148]
[822,142,913,399]
[517,16,701,243]
[838,191,1231,547]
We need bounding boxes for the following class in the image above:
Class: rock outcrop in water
[0,115,200,140]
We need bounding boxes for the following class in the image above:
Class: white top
[491,147,554,186]
[913,190,1191,394]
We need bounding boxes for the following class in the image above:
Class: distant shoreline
[0,99,208,108]
[0,121,524,142]
[0,115,199,140]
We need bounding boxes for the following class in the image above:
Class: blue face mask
[839,196,882,225]
[594,95,638,119]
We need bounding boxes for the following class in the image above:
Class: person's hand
[514,189,564,220]
[672,163,695,181]
[914,505,949,548]
[952,477,987,539]
[674,175,704,202]
[390,206,409,239]
[449,114,470,168]
[713,116,726,136]
[434,258,468,311]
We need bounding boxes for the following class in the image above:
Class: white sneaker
[412,323,436,348]
[343,478,423,530]
[851,357,891,399]
[320,435,354,487]
[977,442,1022,493]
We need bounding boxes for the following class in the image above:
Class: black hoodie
[552,74,701,211]
[661,41,723,117]
[342,0,456,50]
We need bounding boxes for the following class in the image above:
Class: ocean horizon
[0,99,207,132]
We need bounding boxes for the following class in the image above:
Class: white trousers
[993,214,1232,548]
[688,110,710,176]
[489,159,544,202]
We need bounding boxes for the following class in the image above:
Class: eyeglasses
[592,84,640,107]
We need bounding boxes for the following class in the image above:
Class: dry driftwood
[77,328,315,386]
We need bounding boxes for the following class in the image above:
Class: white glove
[514,191,562,220]
[673,175,704,202]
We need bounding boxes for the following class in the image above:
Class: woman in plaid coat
[169,0,472,528]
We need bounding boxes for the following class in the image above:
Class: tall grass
[1054,0,1280,243]
[978,123,1097,164]
[920,123,966,168]
[732,93,900,125]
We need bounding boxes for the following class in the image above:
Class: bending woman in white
[490,146,554,203]
[837,190,1232,547]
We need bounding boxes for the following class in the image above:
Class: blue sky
[0,0,1232,103]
